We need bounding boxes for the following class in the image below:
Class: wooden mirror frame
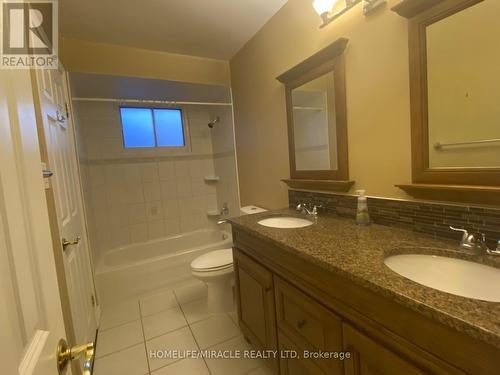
[277,38,350,187]
[393,0,500,187]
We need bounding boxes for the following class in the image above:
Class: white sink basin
[384,254,500,302]
[258,216,313,229]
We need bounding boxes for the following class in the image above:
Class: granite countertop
[228,209,500,349]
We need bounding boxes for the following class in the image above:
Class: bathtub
[95,228,232,303]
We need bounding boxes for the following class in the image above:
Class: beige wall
[230,0,413,209]
[61,38,231,86]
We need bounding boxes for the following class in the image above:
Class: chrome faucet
[296,203,322,217]
[450,226,500,255]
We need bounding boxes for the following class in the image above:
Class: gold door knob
[56,338,94,375]
[62,236,81,250]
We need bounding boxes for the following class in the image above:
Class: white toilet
[190,205,267,312]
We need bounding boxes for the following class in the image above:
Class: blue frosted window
[120,107,155,148]
[154,109,185,147]
[120,107,185,148]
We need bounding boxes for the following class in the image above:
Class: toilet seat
[191,249,233,272]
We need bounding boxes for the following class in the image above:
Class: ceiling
[60,0,287,60]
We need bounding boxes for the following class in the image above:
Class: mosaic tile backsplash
[289,190,500,248]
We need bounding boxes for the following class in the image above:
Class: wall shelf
[396,184,500,206]
[282,179,355,192]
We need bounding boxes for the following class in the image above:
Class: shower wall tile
[176,178,193,198]
[160,181,178,201]
[174,160,190,180]
[91,187,107,208]
[130,223,148,243]
[146,202,163,222]
[141,163,159,182]
[143,182,161,202]
[164,219,181,237]
[124,164,142,184]
[111,226,130,249]
[124,184,144,204]
[89,165,106,186]
[148,221,165,240]
[108,206,129,228]
[209,108,240,219]
[74,100,229,259]
[158,161,175,181]
[162,200,180,219]
[128,204,146,224]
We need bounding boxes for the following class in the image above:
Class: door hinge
[65,103,70,119]
[91,295,96,307]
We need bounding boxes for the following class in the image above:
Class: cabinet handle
[297,319,307,329]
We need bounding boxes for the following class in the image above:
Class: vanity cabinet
[279,332,327,375]
[232,228,496,375]
[343,324,425,375]
[275,276,343,375]
[233,249,278,371]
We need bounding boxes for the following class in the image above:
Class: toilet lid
[191,249,233,271]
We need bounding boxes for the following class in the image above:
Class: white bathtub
[95,228,232,303]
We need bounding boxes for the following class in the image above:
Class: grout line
[141,303,183,320]
[205,333,243,350]
[100,286,250,374]
[138,300,153,375]
[143,319,191,341]
[99,317,142,332]
[144,300,200,373]
[178,298,214,326]
[95,341,145,360]
[173,290,214,375]
[143,324,189,341]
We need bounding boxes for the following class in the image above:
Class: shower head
[208,117,220,129]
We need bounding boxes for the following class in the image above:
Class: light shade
[312,0,338,15]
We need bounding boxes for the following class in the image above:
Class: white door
[34,65,98,348]
[0,69,70,374]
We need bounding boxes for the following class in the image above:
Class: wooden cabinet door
[275,276,343,374]
[343,324,426,375]
[279,333,326,375]
[234,249,278,370]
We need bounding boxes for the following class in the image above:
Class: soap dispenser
[355,190,370,226]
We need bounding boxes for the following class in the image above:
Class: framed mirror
[277,38,352,191]
[394,0,500,189]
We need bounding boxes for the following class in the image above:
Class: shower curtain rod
[71,97,233,106]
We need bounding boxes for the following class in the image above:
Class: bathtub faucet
[220,203,229,216]
[217,219,228,225]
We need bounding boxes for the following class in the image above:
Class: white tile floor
[94,281,273,375]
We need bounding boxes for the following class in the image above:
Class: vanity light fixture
[312,0,386,28]
[362,0,386,14]
[313,0,359,28]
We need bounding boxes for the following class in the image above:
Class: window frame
[119,106,189,150]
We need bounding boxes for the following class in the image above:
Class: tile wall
[209,107,240,218]
[73,101,239,261]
